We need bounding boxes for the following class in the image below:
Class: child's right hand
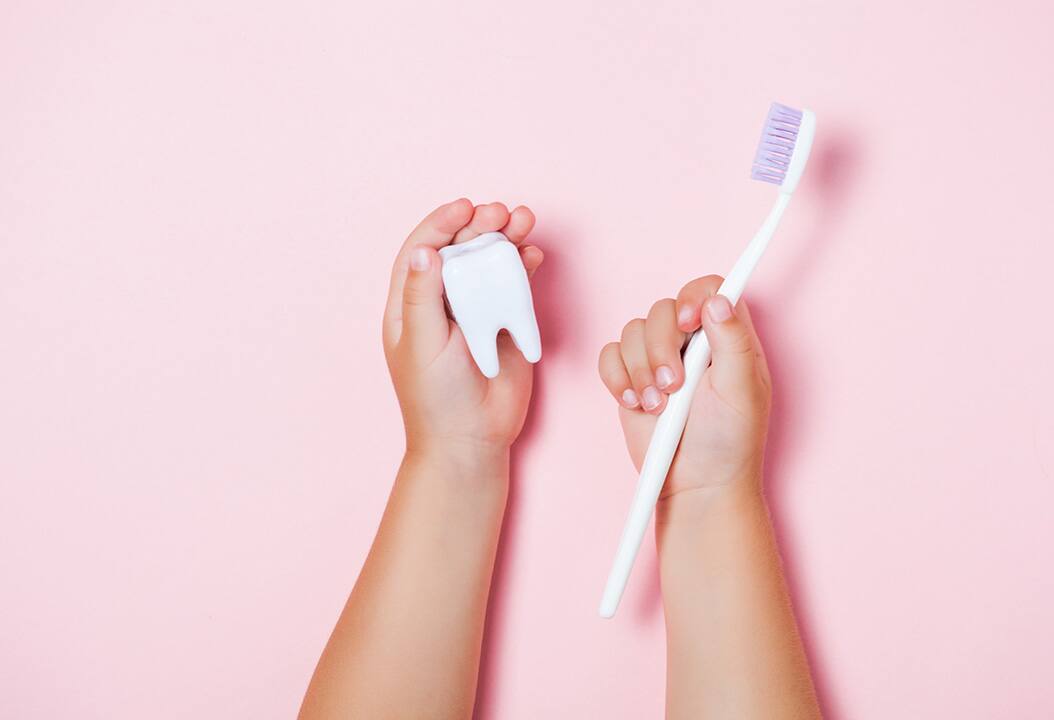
[383,199,544,466]
[598,276,772,499]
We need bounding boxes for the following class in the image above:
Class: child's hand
[383,199,544,463]
[306,201,544,718]
[598,276,772,498]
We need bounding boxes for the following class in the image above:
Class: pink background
[2,1,1053,717]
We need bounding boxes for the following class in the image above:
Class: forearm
[300,447,509,720]
[656,481,820,720]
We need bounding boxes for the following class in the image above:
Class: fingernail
[641,386,662,411]
[707,295,734,323]
[410,247,430,271]
[621,388,639,407]
[677,306,695,327]
[656,365,675,389]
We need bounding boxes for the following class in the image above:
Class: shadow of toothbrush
[754,125,863,720]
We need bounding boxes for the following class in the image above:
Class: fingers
[457,202,542,275]
[597,301,687,415]
[620,319,666,414]
[598,274,770,416]
[699,293,768,408]
[674,274,724,332]
[453,202,510,244]
[383,199,541,355]
[502,206,536,245]
[521,245,544,278]
[599,342,640,409]
[674,273,767,404]
[511,206,541,277]
[383,199,474,348]
[399,246,449,360]
[644,299,687,394]
[405,198,475,250]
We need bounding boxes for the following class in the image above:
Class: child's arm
[299,199,543,720]
[598,275,821,719]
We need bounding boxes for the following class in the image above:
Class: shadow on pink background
[2,2,1053,718]
[759,128,862,719]
[475,229,573,717]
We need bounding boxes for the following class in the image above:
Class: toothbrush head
[751,102,816,195]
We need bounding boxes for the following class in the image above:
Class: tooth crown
[439,232,542,379]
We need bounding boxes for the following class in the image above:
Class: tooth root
[464,326,501,379]
[506,315,541,364]
[439,232,542,379]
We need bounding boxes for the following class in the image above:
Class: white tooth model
[439,232,542,379]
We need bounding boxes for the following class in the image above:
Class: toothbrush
[599,102,816,619]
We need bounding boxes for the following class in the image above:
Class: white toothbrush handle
[599,192,791,619]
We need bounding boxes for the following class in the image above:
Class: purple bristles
[751,102,804,185]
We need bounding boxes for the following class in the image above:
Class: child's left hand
[382,199,544,463]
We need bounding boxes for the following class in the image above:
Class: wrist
[405,437,510,474]
[386,444,510,555]
[401,441,511,509]
[656,477,766,528]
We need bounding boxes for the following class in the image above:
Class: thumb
[700,294,764,404]
[400,246,449,359]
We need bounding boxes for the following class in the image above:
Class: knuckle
[629,369,652,388]
[621,351,650,378]
[645,337,675,360]
[602,371,626,391]
[648,297,675,319]
[403,287,427,306]
[726,329,756,355]
[620,318,645,342]
[598,342,621,369]
[682,274,724,299]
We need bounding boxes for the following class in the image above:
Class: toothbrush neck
[718,193,792,304]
